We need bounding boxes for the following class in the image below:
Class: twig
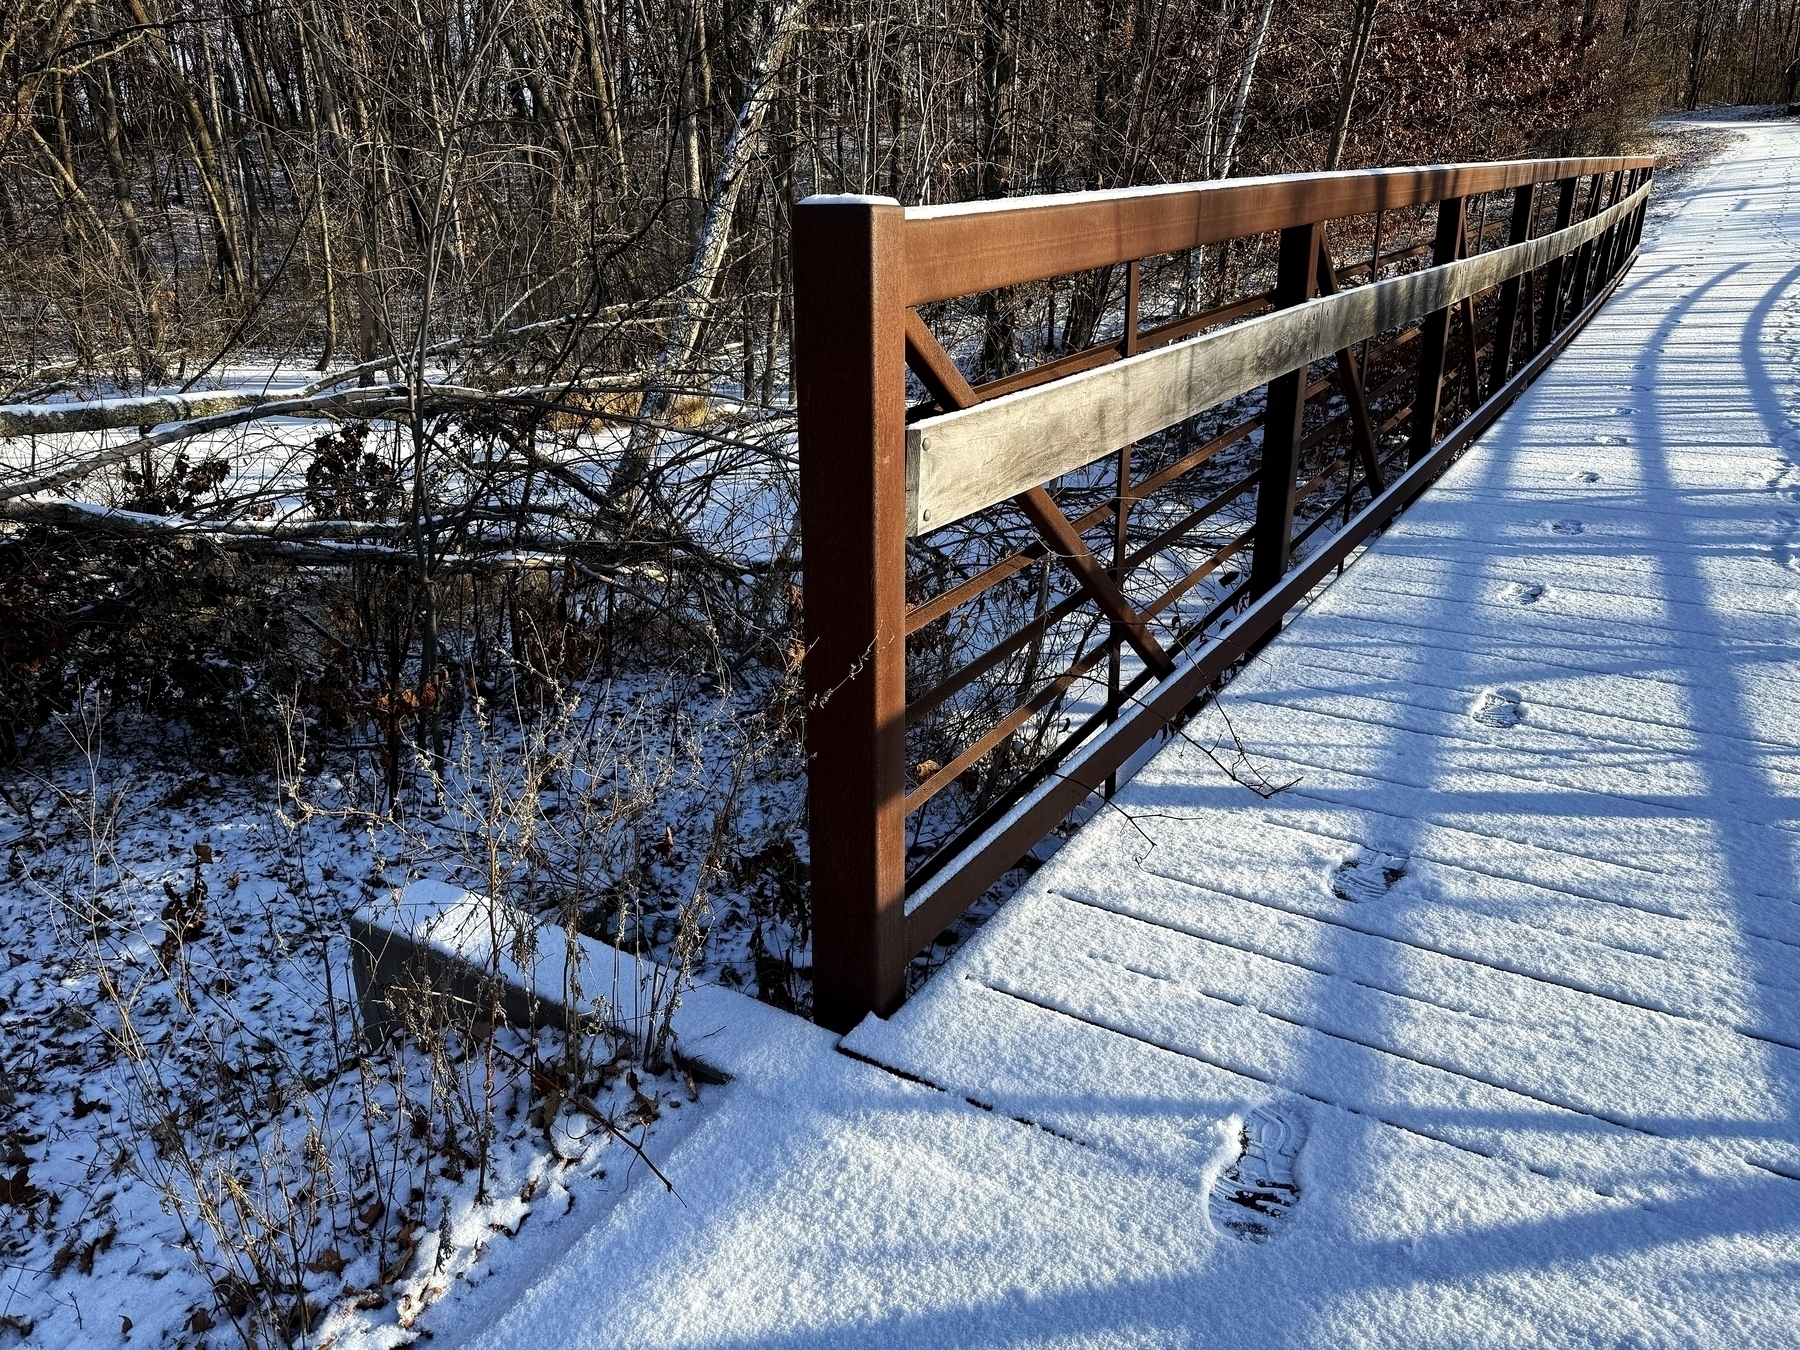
[486,1043,680,1199]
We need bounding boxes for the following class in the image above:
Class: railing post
[1489,183,1537,398]
[1559,173,1603,326]
[1407,195,1465,466]
[794,196,910,1032]
[1576,171,1619,310]
[1106,259,1141,794]
[1248,221,1322,598]
[1537,177,1579,351]
[1607,168,1642,276]
[1628,168,1652,252]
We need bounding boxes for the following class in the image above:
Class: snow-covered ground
[439,113,1800,1348]
[0,678,805,1349]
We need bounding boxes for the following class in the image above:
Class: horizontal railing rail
[795,155,1653,1030]
[900,157,1651,301]
[906,180,1649,536]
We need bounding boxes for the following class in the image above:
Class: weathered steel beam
[794,196,911,1031]
[1249,221,1323,598]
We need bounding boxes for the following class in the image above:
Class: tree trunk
[606,0,813,505]
[1217,0,1277,179]
[1324,0,1380,171]
[976,0,1020,376]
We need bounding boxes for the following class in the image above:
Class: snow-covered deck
[459,117,1800,1348]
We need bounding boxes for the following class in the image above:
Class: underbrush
[0,664,805,1348]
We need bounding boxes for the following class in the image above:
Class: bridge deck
[465,117,1800,1349]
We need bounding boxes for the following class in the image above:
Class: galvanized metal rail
[794,155,1653,1030]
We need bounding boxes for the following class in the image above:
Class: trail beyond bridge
[457,117,1800,1347]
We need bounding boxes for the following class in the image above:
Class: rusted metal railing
[795,155,1653,1029]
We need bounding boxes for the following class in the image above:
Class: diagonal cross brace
[1313,243,1384,493]
[904,310,1176,679]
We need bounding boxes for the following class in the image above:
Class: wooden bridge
[795,151,1655,1029]
[459,122,1800,1348]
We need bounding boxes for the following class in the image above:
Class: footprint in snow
[1759,458,1800,499]
[1773,513,1800,574]
[1208,1106,1307,1242]
[1547,519,1585,535]
[1471,687,1524,729]
[1572,470,1601,483]
[1331,848,1408,903]
[1502,580,1546,605]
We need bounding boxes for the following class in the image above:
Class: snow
[446,114,1800,1347]
[0,674,806,1348]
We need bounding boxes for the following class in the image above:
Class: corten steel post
[1571,172,1617,313]
[1608,169,1644,274]
[1560,174,1604,327]
[794,196,909,1031]
[1248,221,1323,599]
[1489,184,1537,399]
[1106,260,1141,796]
[1408,196,1466,467]
[1611,171,1640,272]
[1539,177,1580,350]
[1629,169,1652,251]
[1605,170,1634,284]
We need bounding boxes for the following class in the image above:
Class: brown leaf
[78,1226,116,1275]
[305,1247,346,1276]
[222,1280,251,1318]
[380,1221,423,1285]
[193,841,213,864]
[186,1308,215,1333]
[630,1090,662,1126]
[0,1167,41,1208]
[358,1198,386,1228]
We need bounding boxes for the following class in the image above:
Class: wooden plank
[963,291,1275,406]
[901,156,1654,304]
[906,179,1650,535]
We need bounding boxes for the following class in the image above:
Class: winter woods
[0,0,1758,400]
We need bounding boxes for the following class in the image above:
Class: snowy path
[458,118,1800,1348]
